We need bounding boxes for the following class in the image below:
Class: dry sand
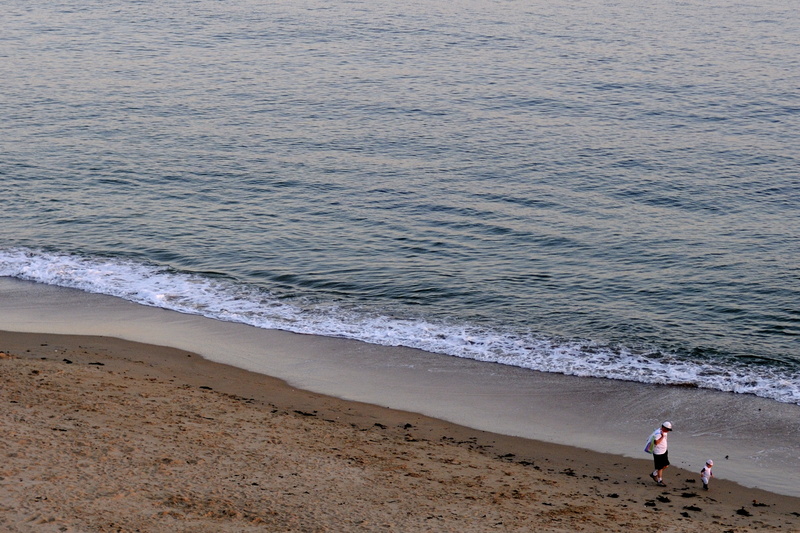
[1,331,799,532]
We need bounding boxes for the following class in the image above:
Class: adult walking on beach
[649,421,672,487]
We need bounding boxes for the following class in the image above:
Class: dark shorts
[654,451,670,470]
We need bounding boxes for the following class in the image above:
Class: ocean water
[2,0,799,404]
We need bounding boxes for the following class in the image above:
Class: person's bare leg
[656,465,668,484]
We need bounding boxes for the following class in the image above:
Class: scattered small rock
[736,507,752,517]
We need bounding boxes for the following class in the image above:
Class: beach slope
[1,331,798,532]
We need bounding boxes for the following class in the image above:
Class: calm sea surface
[2,0,799,403]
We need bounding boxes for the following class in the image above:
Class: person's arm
[654,430,665,444]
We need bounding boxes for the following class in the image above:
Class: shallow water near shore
[2,277,798,498]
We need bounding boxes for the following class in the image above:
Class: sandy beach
[2,330,799,532]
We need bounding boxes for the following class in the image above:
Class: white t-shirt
[652,428,668,455]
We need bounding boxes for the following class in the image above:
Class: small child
[700,459,713,490]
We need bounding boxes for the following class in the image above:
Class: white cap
[662,421,673,430]
[706,459,713,466]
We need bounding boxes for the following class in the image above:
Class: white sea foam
[2,247,799,405]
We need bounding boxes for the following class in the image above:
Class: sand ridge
[1,331,798,532]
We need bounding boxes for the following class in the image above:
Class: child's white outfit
[700,461,713,490]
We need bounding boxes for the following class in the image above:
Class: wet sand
[2,330,799,532]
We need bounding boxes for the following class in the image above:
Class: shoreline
[2,329,799,532]
[1,277,800,499]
